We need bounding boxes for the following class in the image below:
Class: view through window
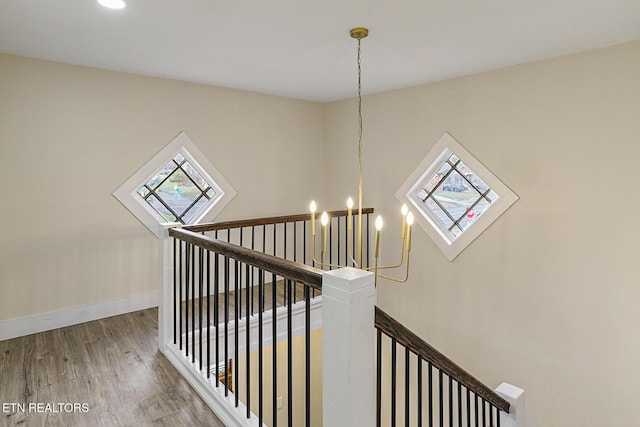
[416,153,498,242]
[137,153,217,224]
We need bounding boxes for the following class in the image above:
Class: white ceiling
[1,0,639,102]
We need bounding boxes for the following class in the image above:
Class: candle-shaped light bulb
[321,212,329,253]
[406,212,414,252]
[401,203,408,238]
[375,215,383,231]
[374,215,383,259]
[310,201,317,236]
[347,197,354,210]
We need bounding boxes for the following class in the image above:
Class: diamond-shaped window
[113,132,236,237]
[396,133,518,261]
[137,155,216,224]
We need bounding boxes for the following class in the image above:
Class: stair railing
[375,306,514,427]
[158,209,525,427]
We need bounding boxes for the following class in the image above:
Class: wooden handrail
[183,208,375,233]
[375,306,510,413]
[169,228,324,289]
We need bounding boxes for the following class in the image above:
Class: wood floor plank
[0,308,225,427]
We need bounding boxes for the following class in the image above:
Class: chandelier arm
[375,256,411,283]
[372,236,407,270]
[361,231,408,270]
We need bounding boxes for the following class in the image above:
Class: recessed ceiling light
[97,0,126,9]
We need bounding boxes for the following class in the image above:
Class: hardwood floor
[0,308,224,427]
[179,281,320,333]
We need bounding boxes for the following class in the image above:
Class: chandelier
[309,27,413,285]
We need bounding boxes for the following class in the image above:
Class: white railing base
[496,382,526,427]
[322,267,376,427]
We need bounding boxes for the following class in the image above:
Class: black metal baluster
[191,243,195,364]
[224,256,230,397]
[199,246,203,371]
[287,279,293,427]
[302,221,307,298]
[337,216,341,265]
[273,223,277,258]
[497,406,501,427]
[259,270,264,424]
[449,376,453,427]
[178,240,183,350]
[303,220,307,274]
[245,262,251,419]
[173,237,177,345]
[482,399,486,427]
[234,260,240,407]
[284,220,288,260]
[405,347,410,427]
[466,388,471,427]
[293,221,298,303]
[418,356,423,427]
[305,284,311,427]
[458,382,462,427]
[251,226,255,316]
[272,272,278,427]
[489,404,494,427]
[207,249,211,379]
[391,337,397,427]
[474,395,478,427]
[262,225,266,308]
[329,220,333,269]
[428,362,433,427]
[376,329,382,427]
[439,370,444,427]
[239,228,243,320]
[214,252,219,387]
[185,243,190,358]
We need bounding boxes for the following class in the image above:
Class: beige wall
[2,39,640,426]
[325,40,640,426]
[237,329,323,427]
[0,54,325,321]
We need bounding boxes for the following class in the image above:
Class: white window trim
[113,131,236,237]
[395,132,518,261]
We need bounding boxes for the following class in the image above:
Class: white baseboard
[0,291,159,341]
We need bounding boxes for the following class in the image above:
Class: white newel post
[322,267,376,427]
[496,382,526,427]
[159,222,181,351]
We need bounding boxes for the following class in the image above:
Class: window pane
[425,162,452,193]
[157,169,200,216]
[458,161,489,193]
[145,173,163,190]
[174,153,185,165]
[137,187,150,197]
[182,161,209,191]
[426,198,454,230]
[419,158,499,243]
[162,160,177,175]
[182,197,208,223]
[146,195,177,222]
